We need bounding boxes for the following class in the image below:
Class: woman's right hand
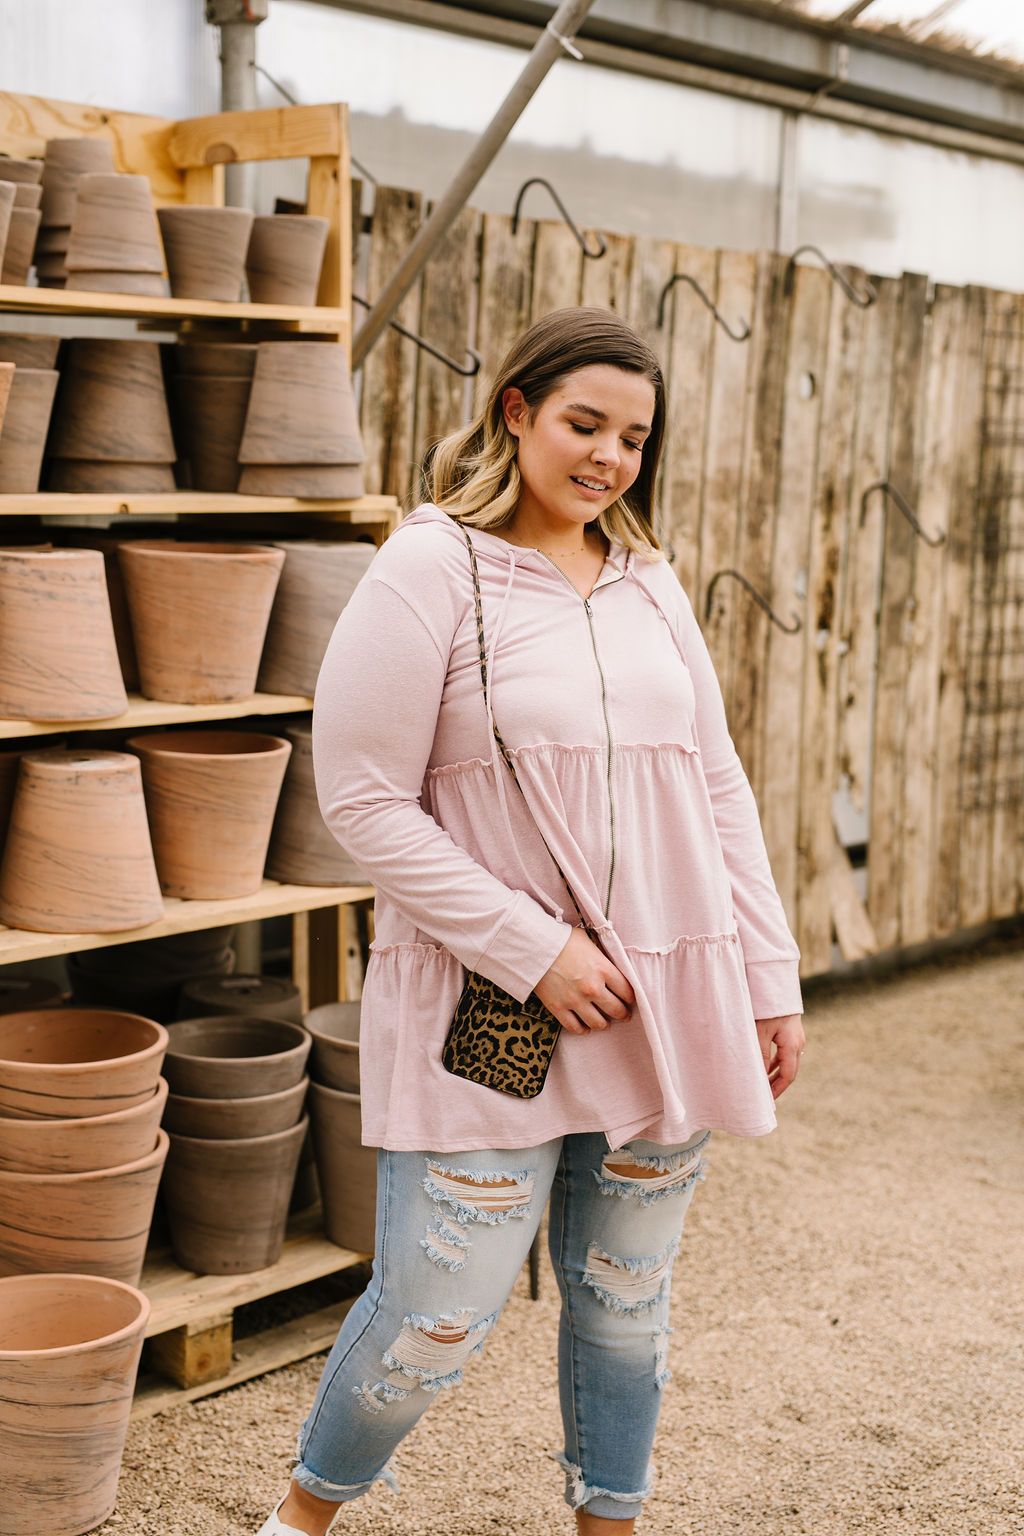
[533,928,636,1035]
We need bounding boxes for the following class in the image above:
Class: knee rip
[594,1140,709,1206]
[422,1161,534,1225]
[583,1236,680,1316]
[353,1308,496,1414]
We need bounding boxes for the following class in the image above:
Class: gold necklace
[504,529,591,559]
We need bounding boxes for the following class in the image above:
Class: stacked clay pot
[258,539,376,696]
[157,205,252,301]
[0,1008,169,1284]
[159,1015,311,1273]
[266,721,368,887]
[0,180,14,276]
[0,548,127,719]
[237,341,366,498]
[304,1000,376,1253]
[128,730,292,899]
[0,359,12,440]
[65,171,167,296]
[245,213,328,305]
[35,136,116,288]
[0,1273,150,1536]
[118,540,285,704]
[170,341,257,492]
[48,338,176,492]
[0,355,60,492]
[0,159,43,286]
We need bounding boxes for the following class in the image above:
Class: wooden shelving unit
[0,91,397,1403]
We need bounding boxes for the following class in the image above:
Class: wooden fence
[352,183,1024,979]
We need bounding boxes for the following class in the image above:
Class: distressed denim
[291,1127,711,1522]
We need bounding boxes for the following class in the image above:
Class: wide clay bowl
[161,1076,308,1139]
[0,1078,168,1173]
[162,1015,311,1098]
[304,1001,360,1092]
[0,1008,168,1119]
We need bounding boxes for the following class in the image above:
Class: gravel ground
[100,932,1024,1536]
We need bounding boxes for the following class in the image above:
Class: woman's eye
[570,423,595,435]
[624,439,642,452]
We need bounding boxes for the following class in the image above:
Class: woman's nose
[591,435,620,468]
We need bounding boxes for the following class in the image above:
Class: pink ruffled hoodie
[312,503,803,1153]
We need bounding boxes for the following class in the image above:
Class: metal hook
[785,245,877,308]
[656,273,751,341]
[860,481,946,546]
[704,569,802,632]
[510,177,607,259]
[352,294,482,377]
[254,64,377,184]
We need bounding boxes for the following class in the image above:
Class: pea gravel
[98,933,1023,1536]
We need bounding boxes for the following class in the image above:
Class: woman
[258,307,806,1536]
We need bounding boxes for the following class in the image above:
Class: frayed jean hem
[549,1450,651,1520]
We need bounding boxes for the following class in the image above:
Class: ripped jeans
[291,1127,711,1523]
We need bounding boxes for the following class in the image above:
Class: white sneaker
[255,1496,320,1536]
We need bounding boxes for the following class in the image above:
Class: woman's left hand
[755,1014,807,1099]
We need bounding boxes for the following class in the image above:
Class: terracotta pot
[48,459,176,492]
[162,1076,307,1139]
[0,1007,167,1119]
[239,341,363,466]
[266,722,369,887]
[0,748,19,864]
[65,172,164,273]
[129,729,291,898]
[65,268,168,296]
[0,1078,168,1173]
[49,338,175,464]
[0,974,64,1016]
[0,181,14,269]
[245,214,329,305]
[173,341,257,377]
[58,530,141,690]
[178,972,302,1023]
[36,225,70,253]
[157,205,253,301]
[162,1015,311,1098]
[304,1001,361,1092]
[12,183,42,210]
[308,1083,376,1252]
[170,372,251,491]
[0,1272,149,1536]
[0,158,43,185]
[40,136,116,227]
[258,540,375,696]
[0,1128,168,1283]
[0,550,127,720]
[0,360,11,440]
[0,750,164,933]
[0,333,61,367]
[161,1118,306,1274]
[236,462,366,498]
[66,927,236,1024]
[0,367,58,492]
[118,540,285,704]
[0,207,40,284]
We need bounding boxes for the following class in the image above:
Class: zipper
[539,553,626,916]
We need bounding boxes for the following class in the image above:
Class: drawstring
[625,566,704,756]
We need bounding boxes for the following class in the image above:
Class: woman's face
[502,363,656,532]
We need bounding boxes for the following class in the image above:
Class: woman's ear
[502,386,528,439]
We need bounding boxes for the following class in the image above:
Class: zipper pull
[583,597,593,618]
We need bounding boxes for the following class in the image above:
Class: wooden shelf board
[0,282,346,329]
[0,492,397,519]
[0,880,376,963]
[0,690,312,739]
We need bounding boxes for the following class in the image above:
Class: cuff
[475,890,573,1004]
[745,957,804,1020]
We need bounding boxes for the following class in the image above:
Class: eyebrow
[564,402,652,435]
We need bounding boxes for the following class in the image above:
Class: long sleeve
[311,569,573,1004]
[670,575,804,1020]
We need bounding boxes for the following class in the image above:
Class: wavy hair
[421,307,667,560]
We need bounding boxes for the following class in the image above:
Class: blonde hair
[422,308,667,560]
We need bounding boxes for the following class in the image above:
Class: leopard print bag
[441,521,599,1099]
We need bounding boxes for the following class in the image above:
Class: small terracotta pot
[0,207,40,284]
[48,459,176,492]
[0,361,11,440]
[157,205,253,301]
[0,751,164,933]
[304,1001,361,1092]
[0,1272,149,1536]
[12,183,42,210]
[308,1083,376,1253]
[0,549,127,720]
[0,333,61,367]
[239,341,363,466]
[266,722,368,887]
[161,1118,307,1274]
[0,1128,168,1283]
[49,338,175,464]
[0,975,64,1016]
[178,972,302,1023]
[64,268,168,296]
[173,341,257,377]
[0,1078,168,1173]
[245,214,328,305]
[118,540,285,704]
[0,367,59,492]
[0,158,43,185]
[258,540,376,695]
[162,1076,307,1139]
[0,182,14,270]
[162,1015,311,1098]
[129,729,291,898]
[40,136,115,227]
[171,372,251,492]
[0,1008,168,1119]
[65,172,164,273]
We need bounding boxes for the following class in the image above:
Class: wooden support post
[146,1313,234,1389]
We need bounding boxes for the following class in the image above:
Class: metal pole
[206,0,269,207]
[351,0,596,370]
